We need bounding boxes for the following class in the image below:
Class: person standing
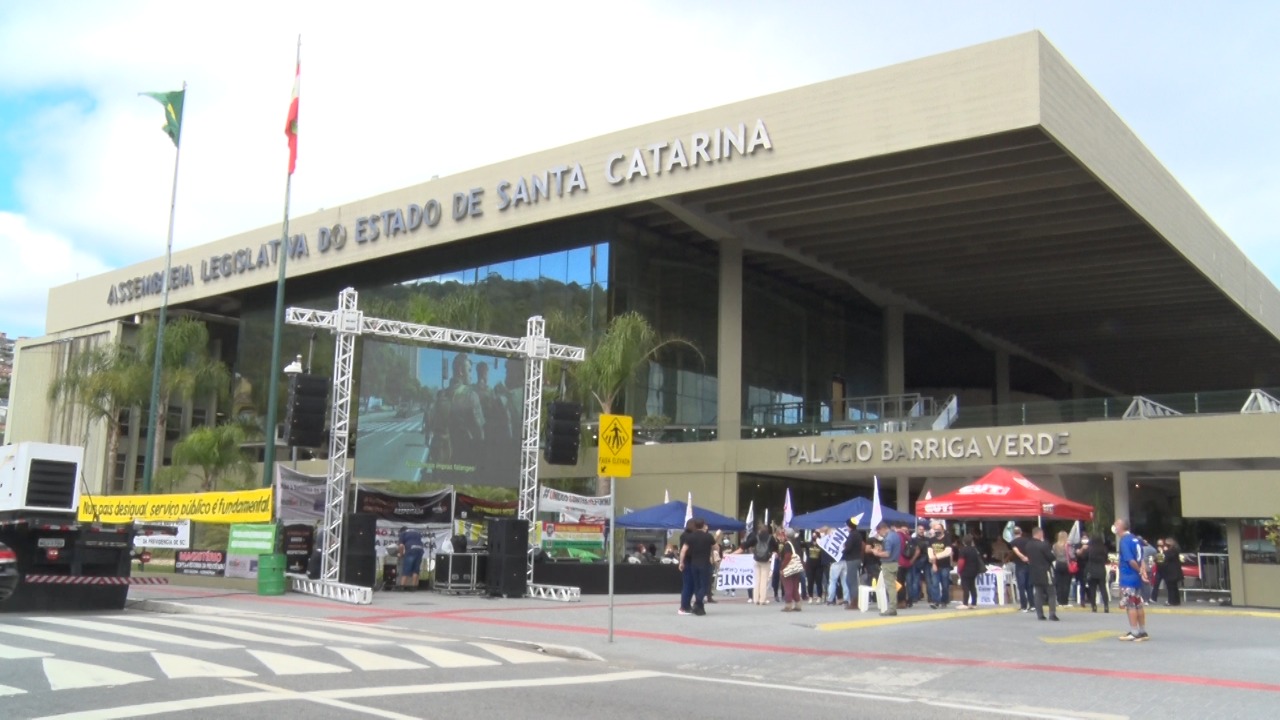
[779,530,804,612]
[679,518,716,616]
[1115,519,1150,641]
[927,522,953,609]
[676,518,698,615]
[805,529,826,604]
[874,521,901,616]
[397,525,426,591]
[738,523,777,606]
[1010,526,1032,612]
[1052,530,1072,606]
[957,535,984,609]
[895,521,918,608]
[910,524,932,607]
[1079,535,1110,613]
[841,517,865,609]
[1160,538,1184,606]
[1027,526,1059,621]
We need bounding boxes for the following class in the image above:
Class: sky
[0,0,1276,339]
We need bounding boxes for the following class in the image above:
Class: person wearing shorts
[1115,519,1149,642]
[398,526,426,591]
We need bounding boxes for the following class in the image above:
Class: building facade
[7,33,1279,605]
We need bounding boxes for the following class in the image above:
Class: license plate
[37,538,66,548]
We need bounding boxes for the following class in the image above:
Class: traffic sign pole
[598,413,632,643]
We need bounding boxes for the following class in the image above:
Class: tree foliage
[138,317,232,470]
[47,342,149,490]
[169,423,255,492]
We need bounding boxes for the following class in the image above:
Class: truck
[0,441,167,612]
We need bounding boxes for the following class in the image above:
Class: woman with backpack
[738,523,777,605]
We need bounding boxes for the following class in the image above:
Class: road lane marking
[112,616,318,647]
[42,658,151,691]
[150,652,257,679]
[403,643,500,667]
[227,678,420,720]
[0,642,53,659]
[0,625,151,653]
[247,649,350,675]
[30,691,280,720]
[308,669,666,700]
[30,617,241,650]
[0,684,25,696]
[469,641,563,664]
[195,615,391,644]
[816,606,1017,631]
[267,615,455,642]
[330,647,427,671]
[1040,630,1118,644]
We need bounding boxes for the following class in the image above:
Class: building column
[717,238,743,443]
[883,306,904,396]
[1112,470,1130,526]
[895,476,910,512]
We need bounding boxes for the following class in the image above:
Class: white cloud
[0,0,1276,338]
[0,212,111,336]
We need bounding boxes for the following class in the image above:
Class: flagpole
[262,37,300,488]
[141,81,186,494]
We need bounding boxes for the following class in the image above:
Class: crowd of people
[672,513,1184,642]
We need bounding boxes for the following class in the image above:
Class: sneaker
[928,603,938,609]
[1134,632,1150,642]
[879,610,898,616]
[693,606,706,616]
[677,609,692,616]
[1118,631,1137,641]
[707,598,717,604]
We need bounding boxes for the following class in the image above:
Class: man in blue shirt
[1115,519,1150,642]
[398,526,426,592]
[874,521,901,616]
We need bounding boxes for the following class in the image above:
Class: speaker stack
[340,512,377,588]
[486,518,529,598]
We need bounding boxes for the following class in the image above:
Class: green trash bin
[257,553,287,596]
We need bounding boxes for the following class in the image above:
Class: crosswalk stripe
[195,616,390,645]
[247,649,350,675]
[151,652,257,679]
[0,625,151,653]
[330,647,428,671]
[0,643,53,659]
[0,684,25,696]
[31,617,241,650]
[403,644,500,668]
[43,658,151,690]
[111,616,317,647]
[269,616,454,643]
[468,641,564,664]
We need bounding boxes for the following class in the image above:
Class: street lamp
[283,355,303,469]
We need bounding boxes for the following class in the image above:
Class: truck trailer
[0,441,166,611]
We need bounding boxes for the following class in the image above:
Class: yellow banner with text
[77,488,274,524]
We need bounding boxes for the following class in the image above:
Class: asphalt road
[6,584,1277,719]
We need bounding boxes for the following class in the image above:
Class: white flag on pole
[744,500,754,533]
[869,476,884,532]
[765,508,770,528]
[684,491,693,525]
[664,489,670,504]
[1068,520,1081,545]
[783,488,793,529]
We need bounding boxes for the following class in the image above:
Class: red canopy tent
[915,467,1094,521]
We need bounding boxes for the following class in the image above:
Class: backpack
[753,535,772,562]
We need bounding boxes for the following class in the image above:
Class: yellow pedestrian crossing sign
[597,414,633,478]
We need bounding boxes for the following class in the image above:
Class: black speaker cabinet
[487,518,529,558]
[342,513,377,557]
[340,551,376,588]
[486,554,528,598]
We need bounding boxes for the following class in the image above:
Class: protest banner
[78,488,273,524]
[355,487,453,525]
[817,526,850,561]
[225,523,278,579]
[132,520,191,549]
[717,553,756,591]
[538,487,612,521]
[175,550,226,576]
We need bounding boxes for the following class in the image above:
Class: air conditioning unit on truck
[0,442,168,611]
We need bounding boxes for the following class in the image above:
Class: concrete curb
[126,598,242,616]
[481,636,604,662]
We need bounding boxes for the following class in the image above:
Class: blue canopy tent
[789,497,920,531]
[615,501,743,532]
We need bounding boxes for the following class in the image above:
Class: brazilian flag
[141,89,184,147]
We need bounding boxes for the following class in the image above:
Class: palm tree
[139,317,232,478]
[169,423,255,492]
[568,311,700,493]
[47,343,148,491]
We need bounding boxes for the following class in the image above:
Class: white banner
[976,568,999,605]
[716,553,756,590]
[133,520,191,549]
[818,526,849,562]
[539,486,612,519]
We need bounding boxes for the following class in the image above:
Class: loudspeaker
[341,513,377,557]
[286,373,329,448]
[340,551,376,588]
[486,519,528,597]
[544,400,581,466]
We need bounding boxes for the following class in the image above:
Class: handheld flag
[783,488,793,529]
[744,500,754,533]
[869,476,884,532]
[664,489,670,504]
[285,60,300,174]
[684,492,693,525]
[1068,520,1081,545]
[141,89,184,147]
